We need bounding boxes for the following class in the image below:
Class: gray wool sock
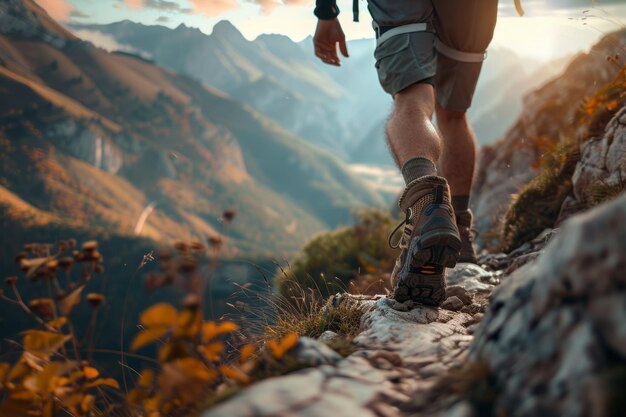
[401,157,437,184]
[452,195,470,212]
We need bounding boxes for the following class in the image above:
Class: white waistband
[374,22,428,47]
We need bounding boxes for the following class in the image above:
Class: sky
[37,0,626,61]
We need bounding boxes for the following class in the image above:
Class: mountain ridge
[0,0,383,259]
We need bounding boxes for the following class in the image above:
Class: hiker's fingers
[315,45,340,66]
[338,37,348,58]
[315,52,340,66]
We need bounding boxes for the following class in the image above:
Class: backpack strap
[435,39,487,63]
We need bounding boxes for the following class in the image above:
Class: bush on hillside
[276,209,398,299]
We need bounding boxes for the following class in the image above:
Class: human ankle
[401,157,437,184]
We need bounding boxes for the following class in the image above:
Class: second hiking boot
[389,176,461,306]
[456,209,478,264]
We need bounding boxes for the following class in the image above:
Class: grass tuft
[501,141,579,252]
[262,290,365,342]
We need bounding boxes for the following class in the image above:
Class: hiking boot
[456,209,478,264]
[389,176,461,306]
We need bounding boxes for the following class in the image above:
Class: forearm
[314,0,339,20]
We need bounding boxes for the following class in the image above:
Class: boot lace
[388,213,409,249]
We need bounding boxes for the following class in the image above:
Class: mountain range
[0,0,383,261]
[73,19,572,168]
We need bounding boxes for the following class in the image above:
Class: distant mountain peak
[174,22,202,34]
[212,20,244,41]
[256,33,291,42]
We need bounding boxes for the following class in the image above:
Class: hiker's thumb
[339,37,349,58]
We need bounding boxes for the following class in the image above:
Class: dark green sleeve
[314,0,339,20]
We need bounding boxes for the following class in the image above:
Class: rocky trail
[204,260,498,417]
[200,238,538,417]
[203,103,626,417]
[204,191,625,417]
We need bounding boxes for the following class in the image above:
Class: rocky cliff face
[559,105,626,222]
[469,192,626,417]
[472,31,626,249]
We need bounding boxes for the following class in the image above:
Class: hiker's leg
[436,104,476,196]
[431,0,498,263]
[387,83,441,167]
[432,0,498,198]
[367,0,436,168]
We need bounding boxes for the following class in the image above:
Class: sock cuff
[401,157,437,184]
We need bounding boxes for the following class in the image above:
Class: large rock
[559,105,626,221]
[446,264,495,292]
[469,193,626,417]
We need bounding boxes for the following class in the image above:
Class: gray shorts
[369,0,498,112]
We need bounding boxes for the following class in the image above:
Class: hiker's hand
[313,19,349,66]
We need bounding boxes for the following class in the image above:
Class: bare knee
[393,83,436,119]
[436,103,468,127]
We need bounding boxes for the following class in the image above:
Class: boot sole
[409,229,462,269]
[394,230,461,306]
[393,273,446,306]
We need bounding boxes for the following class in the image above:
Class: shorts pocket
[374,34,411,68]
[374,31,436,96]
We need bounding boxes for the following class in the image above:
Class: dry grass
[581,174,626,209]
[262,291,365,342]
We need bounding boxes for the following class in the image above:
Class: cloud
[124,0,144,9]
[145,0,191,12]
[73,29,151,56]
[499,0,626,17]
[281,0,311,6]
[122,0,313,18]
[254,0,280,15]
[120,0,193,13]
[36,0,76,22]
[188,0,240,17]
[156,16,170,22]
[70,9,90,18]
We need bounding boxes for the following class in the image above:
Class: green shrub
[276,209,397,299]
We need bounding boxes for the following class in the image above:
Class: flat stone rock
[446,264,494,293]
[446,286,472,305]
[319,330,340,344]
[441,296,464,311]
[293,337,342,367]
